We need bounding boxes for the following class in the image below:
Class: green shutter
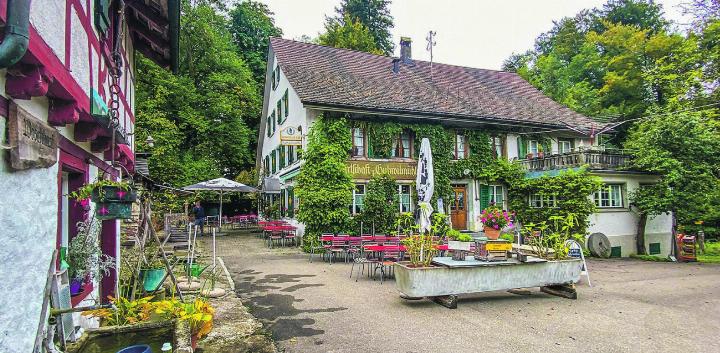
[95,0,111,35]
[610,246,622,258]
[479,185,490,210]
[279,146,286,169]
[518,136,527,157]
[284,90,289,117]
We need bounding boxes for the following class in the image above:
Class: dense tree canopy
[228,1,283,87]
[331,0,395,55]
[136,2,261,187]
[318,14,383,54]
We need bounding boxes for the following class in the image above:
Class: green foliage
[319,14,383,54]
[447,229,472,242]
[296,114,353,250]
[393,212,417,236]
[67,218,115,280]
[401,234,439,267]
[332,0,395,55]
[625,111,720,226]
[360,173,400,234]
[506,0,715,140]
[228,0,283,87]
[508,168,602,235]
[136,2,260,194]
[69,178,130,201]
[522,213,585,260]
[630,254,671,262]
[499,233,515,242]
[430,213,452,238]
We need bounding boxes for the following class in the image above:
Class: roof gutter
[0,0,31,69]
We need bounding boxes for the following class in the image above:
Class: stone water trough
[394,257,583,308]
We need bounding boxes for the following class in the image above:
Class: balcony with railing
[519,148,633,172]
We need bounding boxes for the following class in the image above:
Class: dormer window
[392,129,412,158]
[351,128,365,157]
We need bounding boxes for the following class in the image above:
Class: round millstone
[201,288,226,298]
[177,281,202,291]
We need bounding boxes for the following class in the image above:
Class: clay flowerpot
[484,226,501,240]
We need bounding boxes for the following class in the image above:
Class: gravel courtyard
[209,230,720,353]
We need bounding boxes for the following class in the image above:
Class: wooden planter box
[394,258,582,298]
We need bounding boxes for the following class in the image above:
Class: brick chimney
[400,37,412,64]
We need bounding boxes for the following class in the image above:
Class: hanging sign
[346,160,417,180]
[7,103,59,170]
[280,126,302,146]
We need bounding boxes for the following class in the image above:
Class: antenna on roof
[426,30,437,81]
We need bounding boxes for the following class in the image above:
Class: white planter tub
[395,258,582,298]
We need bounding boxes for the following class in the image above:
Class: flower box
[91,185,137,203]
[394,258,582,298]
[96,202,132,220]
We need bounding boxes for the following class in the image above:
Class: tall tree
[625,110,720,253]
[331,0,394,55]
[228,1,283,86]
[136,2,260,187]
[318,15,383,54]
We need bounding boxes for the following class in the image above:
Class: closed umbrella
[416,138,434,234]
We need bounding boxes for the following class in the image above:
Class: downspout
[0,0,31,69]
[168,0,179,74]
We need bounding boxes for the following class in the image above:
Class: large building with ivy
[256,37,672,258]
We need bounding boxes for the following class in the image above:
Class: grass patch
[630,254,671,262]
[698,241,720,263]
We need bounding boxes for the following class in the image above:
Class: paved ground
[212,230,720,353]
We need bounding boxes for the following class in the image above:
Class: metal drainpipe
[0,0,31,69]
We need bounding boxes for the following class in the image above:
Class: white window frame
[352,183,366,214]
[594,184,624,208]
[528,192,557,208]
[558,139,572,154]
[352,128,365,157]
[489,185,505,209]
[398,184,412,213]
[455,133,466,160]
[528,140,539,155]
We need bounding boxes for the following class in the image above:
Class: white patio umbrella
[183,177,258,229]
[416,138,435,234]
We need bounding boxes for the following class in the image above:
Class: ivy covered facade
[256,37,673,257]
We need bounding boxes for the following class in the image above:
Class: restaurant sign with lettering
[7,103,59,170]
[346,160,417,180]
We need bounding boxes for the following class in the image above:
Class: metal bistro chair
[283,226,298,247]
[328,235,349,264]
[268,226,284,248]
[310,233,334,263]
[349,236,378,281]
[375,248,402,284]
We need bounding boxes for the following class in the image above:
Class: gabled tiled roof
[270,37,597,130]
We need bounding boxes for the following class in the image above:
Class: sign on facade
[346,160,417,180]
[7,103,59,170]
[280,126,302,146]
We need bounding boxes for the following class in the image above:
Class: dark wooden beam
[5,64,53,99]
[48,99,79,126]
[126,0,169,30]
[133,35,169,67]
[91,137,113,153]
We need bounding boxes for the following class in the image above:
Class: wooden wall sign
[7,103,59,170]
[346,160,417,180]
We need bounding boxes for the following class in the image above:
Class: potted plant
[70,178,137,220]
[66,218,116,296]
[523,213,584,260]
[447,229,473,260]
[141,243,167,293]
[480,205,513,240]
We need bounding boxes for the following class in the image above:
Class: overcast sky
[257,0,691,70]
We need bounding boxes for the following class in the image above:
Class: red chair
[328,235,348,263]
[283,225,298,247]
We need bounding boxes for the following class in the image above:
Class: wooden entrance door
[450,185,467,230]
